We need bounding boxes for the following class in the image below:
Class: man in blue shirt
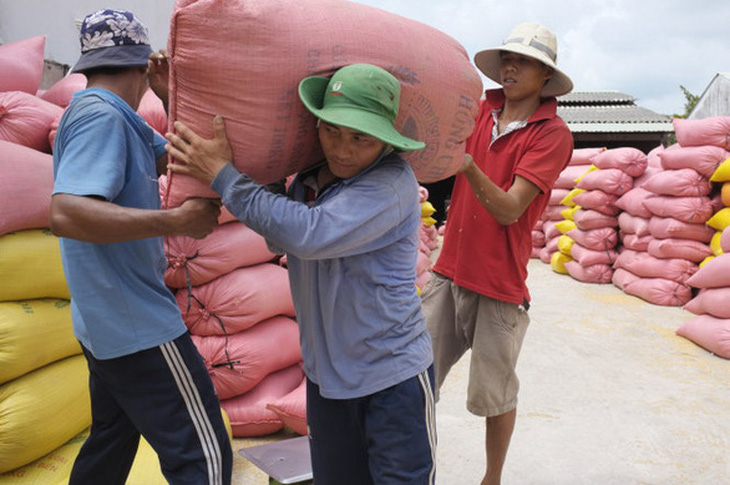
[166,63,436,484]
[50,10,231,484]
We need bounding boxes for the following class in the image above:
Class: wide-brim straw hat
[298,63,425,152]
[473,22,573,98]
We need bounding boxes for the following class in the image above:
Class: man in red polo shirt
[422,23,574,485]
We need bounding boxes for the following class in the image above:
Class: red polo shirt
[433,89,573,304]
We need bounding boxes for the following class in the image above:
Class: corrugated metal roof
[558,101,673,134]
[558,91,636,105]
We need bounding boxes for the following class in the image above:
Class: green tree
[673,85,700,119]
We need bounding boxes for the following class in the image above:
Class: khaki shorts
[421,272,530,417]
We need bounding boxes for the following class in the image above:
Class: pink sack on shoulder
[38,74,87,108]
[165,0,483,206]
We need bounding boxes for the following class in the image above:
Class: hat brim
[298,75,425,152]
[474,46,573,98]
[71,44,153,74]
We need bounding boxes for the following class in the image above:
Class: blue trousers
[306,366,437,485]
[69,332,232,485]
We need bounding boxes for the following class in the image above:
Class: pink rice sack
[658,145,729,178]
[564,260,613,284]
[618,212,651,236]
[614,188,655,218]
[568,147,605,166]
[573,209,618,231]
[622,276,692,306]
[38,74,87,108]
[159,174,238,225]
[0,36,45,94]
[642,195,715,224]
[672,117,730,150]
[165,221,276,288]
[137,89,168,136]
[684,288,730,319]
[722,227,730,253]
[571,190,619,216]
[0,141,53,236]
[221,364,303,437]
[554,164,593,189]
[266,374,307,436]
[576,168,634,196]
[675,315,730,359]
[590,147,648,177]
[612,267,640,291]
[648,216,715,243]
[566,227,617,251]
[570,243,617,266]
[621,233,653,252]
[549,188,570,205]
[543,205,567,221]
[176,263,295,336]
[614,249,697,283]
[532,230,546,248]
[0,91,64,153]
[165,0,483,205]
[646,145,663,168]
[641,168,712,197]
[685,253,730,289]
[192,315,301,400]
[646,238,712,263]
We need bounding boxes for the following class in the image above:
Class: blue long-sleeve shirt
[211,154,433,399]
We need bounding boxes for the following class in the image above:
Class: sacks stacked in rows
[165,219,307,437]
[559,148,645,283]
[535,148,603,266]
[0,36,90,480]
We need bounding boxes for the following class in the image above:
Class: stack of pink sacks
[561,147,644,283]
[0,36,91,477]
[537,148,603,267]
[165,219,307,437]
[679,228,730,358]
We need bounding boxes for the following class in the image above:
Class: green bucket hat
[298,63,425,152]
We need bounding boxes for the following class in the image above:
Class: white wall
[689,74,730,119]
[0,0,174,68]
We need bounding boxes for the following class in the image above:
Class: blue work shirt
[212,154,433,399]
[53,88,186,359]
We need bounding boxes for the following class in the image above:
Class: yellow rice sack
[555,219,577,234]
[709,157,730,182]
[0,355,90,474]
[550,252,572,274]
[560,206,580,221]
[557,235,575,256]
[560,188,585,207]
[706,207,730,231]
[0,299,79,384]
[710,231,724,256]
[0,230,69,302]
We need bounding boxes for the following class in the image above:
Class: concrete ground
[232,259,730,484]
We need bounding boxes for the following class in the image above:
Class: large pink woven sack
[646,238,712,263]
[164,0,483,206]
[266,374,307,436]
[722,227,730,253]
[614,187,655,218]
[221,364,304,437]
[621,233,653,252]
[642,168,712,197]
[643,195,715,224]
[566,227,617,251]
[554,164,592,189]
[612,267,639,290]
[573,209,617,231]
[0,141,53,236]
[137,89,167,136]
[623,277,692,306]
[684,288,730,319]
[685,253,730,289]
[676,315,730,359]
[0,91,63,153]
[191,315,301,400]
[564,261,613,284]
[570,244,617,266]
[648,216,715,243]
[0,36,45,94]
[165,221,275,288]
[575,168,634,196]
[672,117,730,150]
[591,147,647,177]
[614,249,697,283]
[176,263,295,336]
[568,147,605,166]
[571,190,619,216]
[38,74,87,108]
[618,212,650,236]
[658,145,729,178]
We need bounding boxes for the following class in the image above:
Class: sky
[354,0,730,116]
